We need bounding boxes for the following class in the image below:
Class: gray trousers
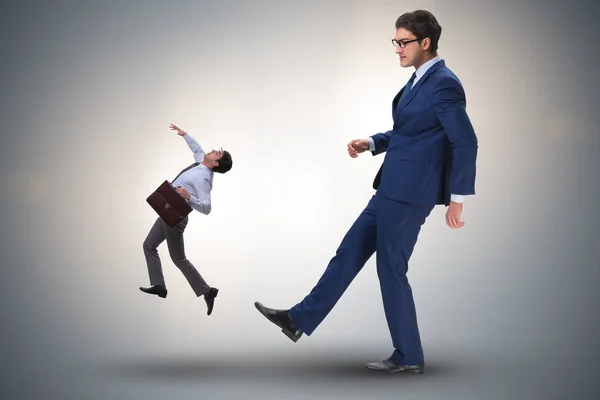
[143,216,210,297]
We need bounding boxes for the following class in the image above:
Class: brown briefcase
[146,180,193,227]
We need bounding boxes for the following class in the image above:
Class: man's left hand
[170,123,187,136]
[176,186,191,200]
[446,201,465,229]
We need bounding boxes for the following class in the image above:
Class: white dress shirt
[171,133,214,215]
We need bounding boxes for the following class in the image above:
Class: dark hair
[213,150,232,174]
[395,10,442,53]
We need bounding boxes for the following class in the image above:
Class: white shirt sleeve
[183,133,206,163]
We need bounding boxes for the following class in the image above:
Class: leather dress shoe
[204,287,219,315]
[139,285,167,298]
[365,358,425,374]
[254,301,303,342]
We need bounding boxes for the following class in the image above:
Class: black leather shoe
[365,358,424,374]
[204,287,218,315]
[139,285,167,298]
[254,301,303,342]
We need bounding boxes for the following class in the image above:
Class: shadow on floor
[93,352,471,382]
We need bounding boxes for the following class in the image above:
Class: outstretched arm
[369,129,395,155]
[346,131,394,158]
[169,123,206,163]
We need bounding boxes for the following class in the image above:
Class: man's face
[204,149,224,166]
[394,27,424,68]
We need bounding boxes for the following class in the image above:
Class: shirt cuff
[450,194,466,203]
[368,137,375,151]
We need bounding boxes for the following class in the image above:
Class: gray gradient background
[1,0,599,399]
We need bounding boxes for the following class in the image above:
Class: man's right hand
[347,139,370,158]
[169,123,187,136]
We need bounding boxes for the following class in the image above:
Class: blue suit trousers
[289,193,434,365]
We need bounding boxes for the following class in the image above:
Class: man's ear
[421,37,431,51]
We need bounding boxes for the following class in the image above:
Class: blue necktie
[172,162,199,183]
[398,72,417,104]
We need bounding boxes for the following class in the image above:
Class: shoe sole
[365,365,424,374]
[254,303,300,343]
[139,288,167,298]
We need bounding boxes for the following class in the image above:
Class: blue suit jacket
[371,60,478,206]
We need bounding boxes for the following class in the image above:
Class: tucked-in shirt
[172,133,213,215]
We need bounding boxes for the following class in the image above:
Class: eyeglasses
[391,38,422,48]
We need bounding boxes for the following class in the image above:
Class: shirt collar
[414,55,441,82]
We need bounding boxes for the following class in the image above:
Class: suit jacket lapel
[391,89,403,115]
[393,59,446,118]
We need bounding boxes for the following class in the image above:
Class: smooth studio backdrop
[1,0,598,398]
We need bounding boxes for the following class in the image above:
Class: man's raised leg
[255,195,378,340]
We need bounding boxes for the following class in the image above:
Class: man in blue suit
[255,9,478,374]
